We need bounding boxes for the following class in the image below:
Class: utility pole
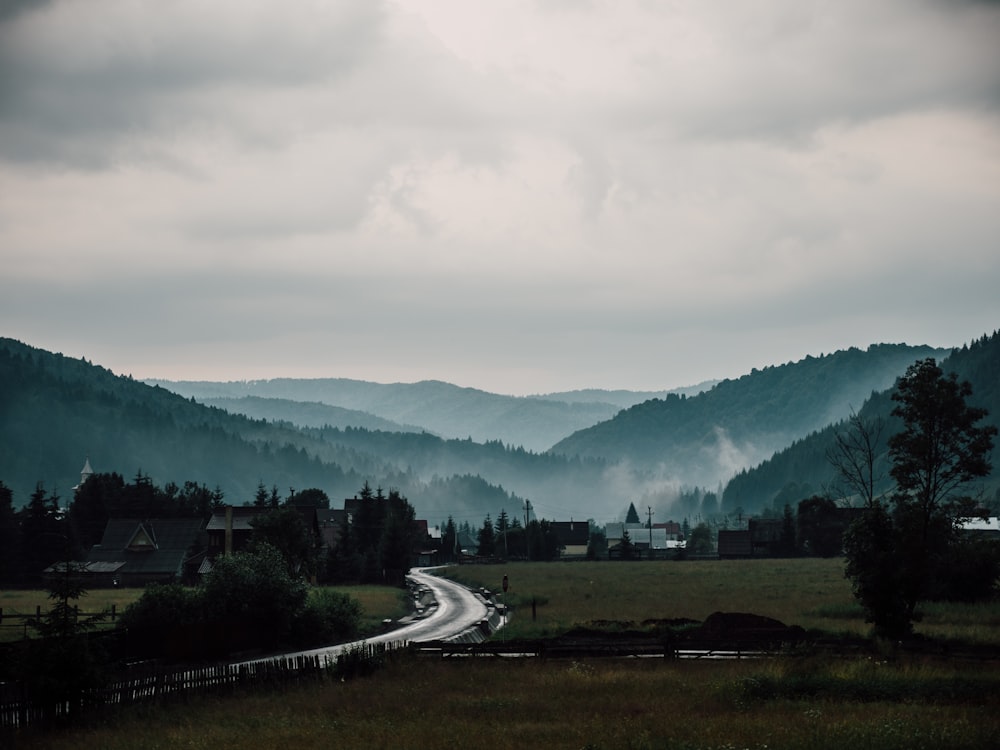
[647,505,654,560]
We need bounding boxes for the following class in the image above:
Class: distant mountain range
[3,333,997,524]
[143,378,708,452]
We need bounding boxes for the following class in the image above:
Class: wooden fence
[0,606,119,640]
[0,641,404,732]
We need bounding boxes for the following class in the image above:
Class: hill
[144,377,671,452]
[198,396,425,434]
[0,338,532,522]
[721,331,1000,512]
[550,344,948,489]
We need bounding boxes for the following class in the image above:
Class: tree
[440,516,458,563]
[796,496,845,557]
[495,508,511,558]
[250,507,318,579]
[586,527,607,560]
[625,502,640,524]
[17,556,107,724]
[202,542,308,649]
[379,489,416,585]
[687,523,713,555]
[844,358,997,638]
[0,481,20,584]
[618,528,636,560]
[477,514,496,557]
[828,410,887,507]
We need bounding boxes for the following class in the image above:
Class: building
[550,520,591,558]
[83,517,206,586]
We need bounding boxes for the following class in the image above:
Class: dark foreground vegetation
[13,653,1000,750]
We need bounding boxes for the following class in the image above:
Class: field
[0,585,409,642]
[443,558,1000,644]
[10,558,1000,749]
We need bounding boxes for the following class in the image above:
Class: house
[205,506,262,559]
[84,517,206,586]
[316,507,348,552]
[717,529,752,559]
[606,521,685,558]
[550,520,590,558]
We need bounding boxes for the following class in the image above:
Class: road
[239,567,491,666]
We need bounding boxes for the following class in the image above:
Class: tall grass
[17,656,1000,749]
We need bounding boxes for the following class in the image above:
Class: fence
[0,606,119,640]
[0,640,404,732]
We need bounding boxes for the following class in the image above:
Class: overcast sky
[2,0,998,396]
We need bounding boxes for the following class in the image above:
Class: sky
[2,0,999,397]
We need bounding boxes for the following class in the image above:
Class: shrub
[291,589,362,647]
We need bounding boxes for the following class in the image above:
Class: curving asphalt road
[238,567,490,666]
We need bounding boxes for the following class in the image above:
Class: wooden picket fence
[0,641,404,732]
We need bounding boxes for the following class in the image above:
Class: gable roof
[87,517,205,577]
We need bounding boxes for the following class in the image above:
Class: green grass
[11,560,1000,748]
[442,558,1000,644]
[0,584,408,642]
[16,656,1000,749]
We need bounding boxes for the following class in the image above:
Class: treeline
[552,343,947,473]
[0,473,227,586]
[724,332,1000,511]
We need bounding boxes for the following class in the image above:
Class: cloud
[0,0,997,395]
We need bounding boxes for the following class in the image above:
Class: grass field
[18,651,1000,749]
[8,559,1000,749]
[0,584,409,642]
[443,558,1000,644]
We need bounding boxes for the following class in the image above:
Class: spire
[74,457,94,493]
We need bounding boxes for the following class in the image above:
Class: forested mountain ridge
[4,334,993,524]
[0,338,532,520]
[199,396,426,435]
[721,332,1000,513]
[551,344,948,489]
[145,377,682,451]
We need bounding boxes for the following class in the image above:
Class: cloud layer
[2,0,998,393]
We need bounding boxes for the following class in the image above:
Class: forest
[2,333,999,526]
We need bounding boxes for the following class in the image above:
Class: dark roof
[717,530,752,557]
[87,517,204,577]
[550,521,590,546]
[206,506,263,532]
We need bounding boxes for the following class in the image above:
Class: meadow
[444,558,1000,644]
[8,558,1000,749]
[0,585,410,643]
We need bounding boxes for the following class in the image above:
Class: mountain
[721,332,1000,512]
[0,338,532,520]
[4,334,994,525]
[550,344,949,489]
[198,396,426,434]
[144,378,679,451]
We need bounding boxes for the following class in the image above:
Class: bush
[291,589,362,647]
[201,542,309,649]
[120,582,203,631]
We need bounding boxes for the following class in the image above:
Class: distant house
[550,520,590,558]
[317,507,348,552]
[83,517,206,586]
[205,506,261,559]
[606,521,685,559]
[717,530,752,559]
